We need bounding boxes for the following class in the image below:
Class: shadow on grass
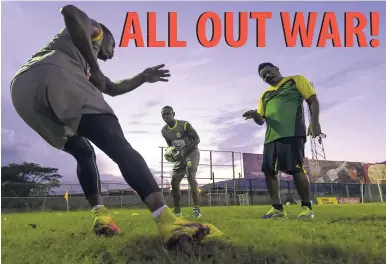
[95,237,386,264]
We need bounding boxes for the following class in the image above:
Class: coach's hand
[89,68,106,92]
[242,110,257,120]
[308,122,322,138]
[142,64,171,83]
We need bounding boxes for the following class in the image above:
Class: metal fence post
[377,182,383,203]
[210,151,215,189]
[249,179,253,205]
[212,172,215,189]
[239,152,243,178]
[360,182,364,203]
[209,150,213,181]
[232,152,236,205]
[367,184,373,202]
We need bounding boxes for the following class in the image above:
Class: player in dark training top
[243,62,322,220]
[161,106,202,218]
[10,5,222,246]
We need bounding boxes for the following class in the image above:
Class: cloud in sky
[1,129,31,164]
[1,1,386,186]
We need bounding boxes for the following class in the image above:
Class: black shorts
[262,136,306,175]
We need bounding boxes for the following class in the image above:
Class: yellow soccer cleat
[260,207,288,219]
[297,206,315,220]
[156,207,223,248]
[92,206,120,236]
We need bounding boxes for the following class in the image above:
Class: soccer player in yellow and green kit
[243,63,322,220]
[161,106,201,218]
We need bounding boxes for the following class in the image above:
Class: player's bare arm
[306,95,322,137]
[183,123,200,156]
[104,75,145,97]
[60,5,101,73]
[103,64,171,97]
[252,111,265,125]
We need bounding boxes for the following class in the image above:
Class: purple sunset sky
[1,1,385,185]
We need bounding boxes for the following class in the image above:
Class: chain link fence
[2,148,385,212]
[2,179,385,213]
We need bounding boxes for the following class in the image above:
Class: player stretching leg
[10,5,222,245]
[243,62,322,220]
[161,106,202,218]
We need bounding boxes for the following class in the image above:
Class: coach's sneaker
[297,206,314,220]
[192,207,202,218]
[173,207,182,217]
[260,207,288,219]
[156,207,223,248]
[92,206,120,236]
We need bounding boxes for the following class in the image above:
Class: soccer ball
[164,147,180,162]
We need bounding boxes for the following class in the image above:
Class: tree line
[1,162,63,198]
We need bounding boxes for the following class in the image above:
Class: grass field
[2,204,386,264]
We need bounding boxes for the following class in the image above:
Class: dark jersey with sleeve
[161,120,198,150]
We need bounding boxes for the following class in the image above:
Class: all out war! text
[119,11,380,48]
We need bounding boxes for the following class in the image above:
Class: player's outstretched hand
[242,110,257,120]
[142,64,171,83]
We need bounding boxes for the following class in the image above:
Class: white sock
[152,205,168,219]
[91,205,104,211]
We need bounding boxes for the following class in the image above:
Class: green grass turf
[2,204,386,264]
